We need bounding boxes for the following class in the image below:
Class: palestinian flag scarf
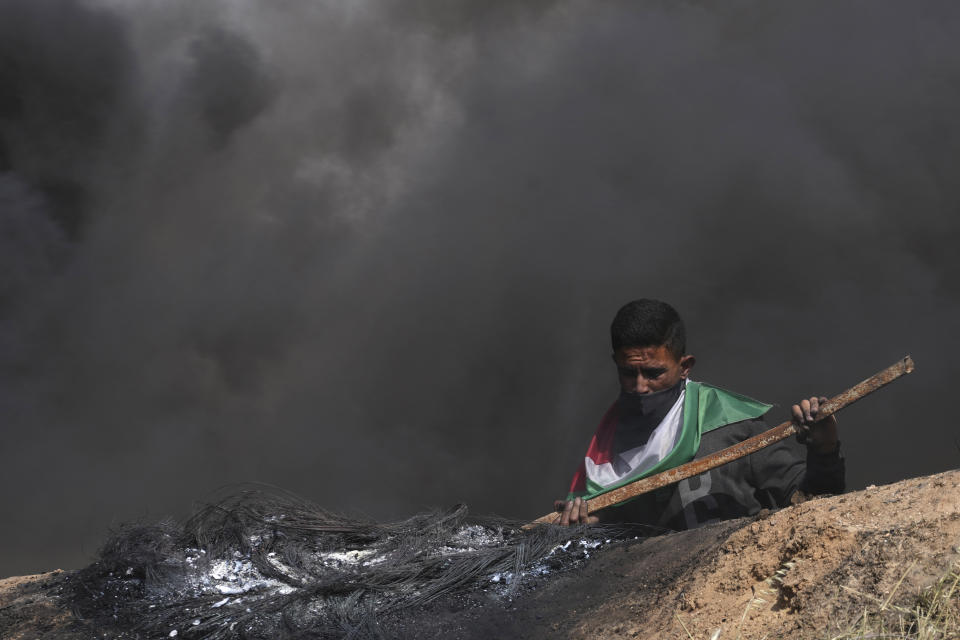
[568,380,771,501]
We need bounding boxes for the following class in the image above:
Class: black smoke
[1,0,958,576]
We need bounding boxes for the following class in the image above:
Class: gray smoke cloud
[2,0,958,575]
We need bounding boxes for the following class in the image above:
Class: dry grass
[674,558,960,640]
[829,560,960,640]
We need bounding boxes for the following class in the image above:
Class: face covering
[616,379,685,417]
[613,379,686,452]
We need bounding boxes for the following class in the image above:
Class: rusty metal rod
[526,355,915,528]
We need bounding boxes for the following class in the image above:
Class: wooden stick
[526,355,915,528]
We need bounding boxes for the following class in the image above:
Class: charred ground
[3,470,959,639]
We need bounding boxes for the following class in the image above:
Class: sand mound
[3,470,959,639]
[574,470,960,639]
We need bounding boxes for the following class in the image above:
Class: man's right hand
[552,496,600,526]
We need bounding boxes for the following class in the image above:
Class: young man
[556,299,844,528]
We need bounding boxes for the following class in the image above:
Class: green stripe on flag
[574,381,771,503]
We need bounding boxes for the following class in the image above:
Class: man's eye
[642,369,665,379]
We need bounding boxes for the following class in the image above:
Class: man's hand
[552,496,600,526]
[791,396,839,454]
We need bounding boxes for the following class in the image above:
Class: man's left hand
[791,396,839,454]
[552,497,600,526]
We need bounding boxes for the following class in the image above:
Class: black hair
[610,299,687,357]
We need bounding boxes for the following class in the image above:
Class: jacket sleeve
[745,419,845,507]
[800,444,845,495]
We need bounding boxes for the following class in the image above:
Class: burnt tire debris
[62,489,637,639]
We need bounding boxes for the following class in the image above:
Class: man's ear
[679,354,696,379]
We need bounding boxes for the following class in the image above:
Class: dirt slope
[571,469,960,639]
[3,469,959,639]
[0,571,74,639]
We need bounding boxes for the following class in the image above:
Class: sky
[2,0,959,576]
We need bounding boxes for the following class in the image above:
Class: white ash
[487,536,611,593]
[182,547,294,602]
[173,524,558,610]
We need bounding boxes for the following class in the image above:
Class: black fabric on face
[613,379,685,452]
[616,379,684,417]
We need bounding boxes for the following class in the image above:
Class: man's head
[610,299,695,395]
